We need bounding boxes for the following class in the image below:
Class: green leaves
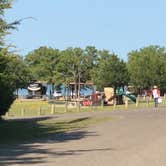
[24,45,166,94]
[0,54,15,115]
[24,46,130,93]
[0,0,20,46]
[25,46,98,88]
[25,46,60,83]
[0,0,27,116]
[127,45,166,89]
[91,51,129,90]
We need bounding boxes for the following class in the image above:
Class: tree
[0,53,15,115]
[91,50,129,91]
[0,52,32,116]
[127,45,166,90]
[0,0,23,116]
[6,54,32,89]
[25,46,60,84]
[84,46,98,81]
[55,47,86,97]
[52,46,99,97]
[0,0,21,47]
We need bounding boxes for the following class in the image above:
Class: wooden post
[90,101,93,111]
[51,104,55,114]
[101,99,104,109]
[125,97,128,109]
[136,96,139,108]
[21,108,25,116]
[38,107,41,116]
[146,96,149,107]
[78,100,80,112]
[5,112,9,117]
[113,99,116,110]
[65,100,68,112]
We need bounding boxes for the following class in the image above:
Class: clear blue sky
[5,0,166,60]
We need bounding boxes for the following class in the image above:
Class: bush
[0,75,16,116]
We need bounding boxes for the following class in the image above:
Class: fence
[5,96,166,117]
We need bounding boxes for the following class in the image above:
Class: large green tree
[91,50,129,90]
[54,46,99,97]
[0,53,15,115]
[127,45,166,90]
[0,0,26,116]
[0,52,31,116]
[84,46,98,81]
[6,54,32,89]
[55,47,86,96]
[25,46,60,83]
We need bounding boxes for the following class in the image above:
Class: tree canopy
[127,45,166,90]
[91,50,129,90]
[25,46,60,83]
[24,44,166,94]
[24,46,129,94]
[0,0,30,116]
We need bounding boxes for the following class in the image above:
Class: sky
[5,0,166,60]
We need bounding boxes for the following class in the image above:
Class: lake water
[17,84,93,97]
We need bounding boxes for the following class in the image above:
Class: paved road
[1,107,166,166]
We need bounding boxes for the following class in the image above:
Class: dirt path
[1,107,166,166]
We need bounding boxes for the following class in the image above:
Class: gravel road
[1,107,166,166]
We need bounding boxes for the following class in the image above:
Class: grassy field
[7,97,166,117]
[8,100,53,116]
[0,116,113,145]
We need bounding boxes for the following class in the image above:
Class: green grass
[0,116,113,145]
[7,98,166,117]
[8,100,114,117]
[9,100,53,116]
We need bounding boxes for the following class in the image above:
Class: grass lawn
[7,99,120,117]
[9,100,53,116]
[0,116,113,145]
[7,98,166,117]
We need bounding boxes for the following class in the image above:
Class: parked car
[53,91,63,98]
